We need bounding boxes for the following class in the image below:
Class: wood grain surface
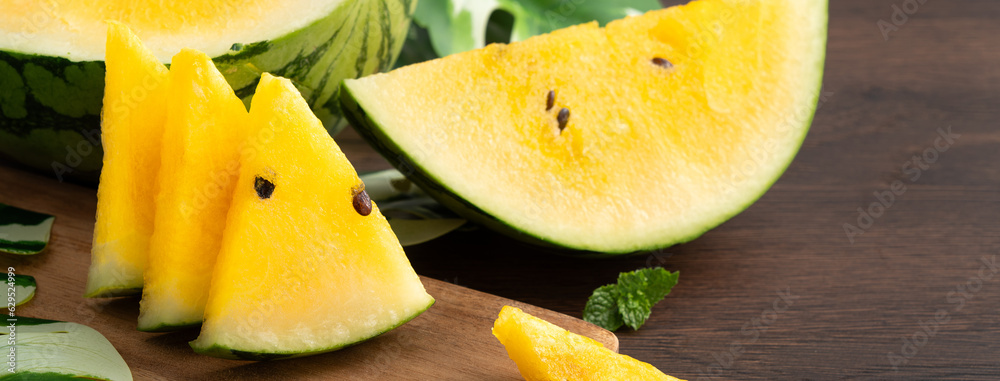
[0,165,617,380]
[3,0,999,380]
[362,1,999,379]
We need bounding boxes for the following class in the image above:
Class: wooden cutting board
[0,164,617,380]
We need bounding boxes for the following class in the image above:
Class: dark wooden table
[338,1,1000,379]
[2,1,996,380]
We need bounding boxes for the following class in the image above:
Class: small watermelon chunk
[138,48,249,331]
[190,74,433,359]
[493,306,681,381]
[86,22,168,297]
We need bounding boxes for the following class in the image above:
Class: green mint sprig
[584,267,679,331]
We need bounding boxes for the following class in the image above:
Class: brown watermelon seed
[546,90,555,111]
[557,108,570,131]
[652,57,673,69]
[353,189,372,216]
[254,176,275,199]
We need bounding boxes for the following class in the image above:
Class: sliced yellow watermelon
[493,306,682,381]
[190,74,433,360]
[138,48,249,331]
[86,22,168,297]
[341,0,828,254]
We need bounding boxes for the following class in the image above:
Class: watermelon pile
[87,22,432,359]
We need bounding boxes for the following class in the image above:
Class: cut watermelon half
[342,0,827,254]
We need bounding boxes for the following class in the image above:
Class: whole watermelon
[0,0,415,184]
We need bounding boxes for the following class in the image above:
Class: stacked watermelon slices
[86,22,433,360]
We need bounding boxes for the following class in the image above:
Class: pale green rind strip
[83,270,142,299]
[12,275,36,306]
[1,317,131,381]
[0,203,55,255]
[189,298,434,360]
[389,218,466,247]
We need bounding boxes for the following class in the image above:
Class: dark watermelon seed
[557,108,570,131]
[254,176,275,199]
[652,57,673,69]
[546,90,556,111]
[353,189,372,216]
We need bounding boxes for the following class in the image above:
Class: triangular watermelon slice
[190,74,434,359]
[138,48,249,331]
[86,21,168,297]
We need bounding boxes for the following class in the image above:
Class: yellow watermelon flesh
[86,22,168,297]
[138,48,249,331]
[493,306,682,381]
[341,0,827,253]
[190,73,433,359]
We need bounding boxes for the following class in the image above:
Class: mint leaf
[395,22,439,68]
[583,267,679,332]
[583,285,624,331]
[387,218,466,247]
[410,0,662,59]
[617,268,679,330]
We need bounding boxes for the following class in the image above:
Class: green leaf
[394,22,440,68]
[11,275,36,306]
[0,203,55,255]
[359,170,467,246]
[617,268,679,330]
[379,198,456,220]
[388,218,467,247]
[359,169,457,219]
[360,169,426,202]
[412,0,662,58]
[582,267,679,332]
[582,285,623,331]
[1,317,131,380]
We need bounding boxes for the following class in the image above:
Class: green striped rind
[12,275,36,306]
[189,298,433,360]
[83,282,140,298]
[83,260,140,298]
[339,0,829,256]
[0,203,54,255]
[136,319,198,333]
[216,0,415,134]
[2,317,132,381]
[0,372,102,381]
[0,0,415,184]
[0,53,105,184]
[0,372,102,380]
